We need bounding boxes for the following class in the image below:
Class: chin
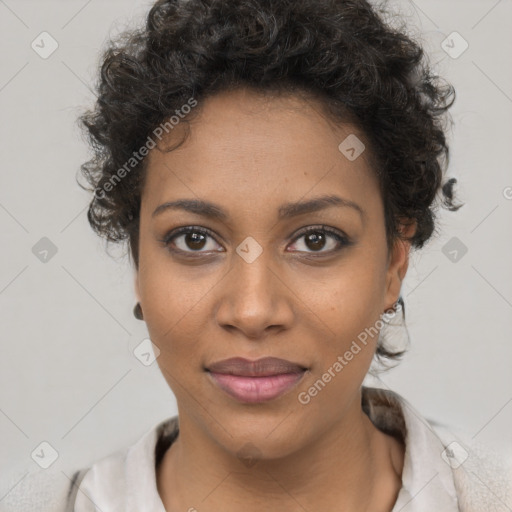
[207,411,311,463]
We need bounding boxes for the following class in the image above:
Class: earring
[133,302,144,320]
[382,296,404,323]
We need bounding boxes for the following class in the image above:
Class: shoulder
[362,386,512,511]
[430,421,512,511]
[0,467,88,512]
[2,417,178,512]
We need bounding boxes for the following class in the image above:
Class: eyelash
[159,224,351,257]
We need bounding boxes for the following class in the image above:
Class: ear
[383,220,416,311]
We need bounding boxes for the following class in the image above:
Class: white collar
[74,387,459,511]
[381,389,459,510]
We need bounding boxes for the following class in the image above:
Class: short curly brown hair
[77,0,462,362]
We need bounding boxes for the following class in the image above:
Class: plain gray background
[1,0,511,496]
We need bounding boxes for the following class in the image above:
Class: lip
[206,357,307,376]
[206,357,307,404]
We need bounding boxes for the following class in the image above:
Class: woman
[4,0,511,510]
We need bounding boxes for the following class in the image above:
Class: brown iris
[304,231,326,251]
[186,232,207,250]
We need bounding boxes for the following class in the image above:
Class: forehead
[142,88,380,220]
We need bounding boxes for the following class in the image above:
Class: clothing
[2,386,511,511]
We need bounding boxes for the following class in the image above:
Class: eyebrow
[152,194,365,222]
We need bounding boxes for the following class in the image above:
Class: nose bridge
[216,238,293,336]
[231,239,277,302]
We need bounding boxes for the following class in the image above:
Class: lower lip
[208,371,305,403]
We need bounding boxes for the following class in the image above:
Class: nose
[215,251,295,340]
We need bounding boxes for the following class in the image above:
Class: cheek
[138,241,202,330]
[293,264,386,428]
[137,257,215,374]
[314,254,386,330]
[302,255,388,378]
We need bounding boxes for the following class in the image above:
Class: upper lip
[206,357,307,377]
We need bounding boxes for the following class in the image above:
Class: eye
[160,224,351,257]
[160,226,223,255]
[288,225,351,254]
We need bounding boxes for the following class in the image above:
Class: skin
[134,87,413,511]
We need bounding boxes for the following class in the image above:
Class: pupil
[186,232,206,250]
[305,232,325,251]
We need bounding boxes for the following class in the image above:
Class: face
[135,87,410,460]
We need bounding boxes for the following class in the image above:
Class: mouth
[205,357,308,404]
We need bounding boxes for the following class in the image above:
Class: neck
[157,393,403,512]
